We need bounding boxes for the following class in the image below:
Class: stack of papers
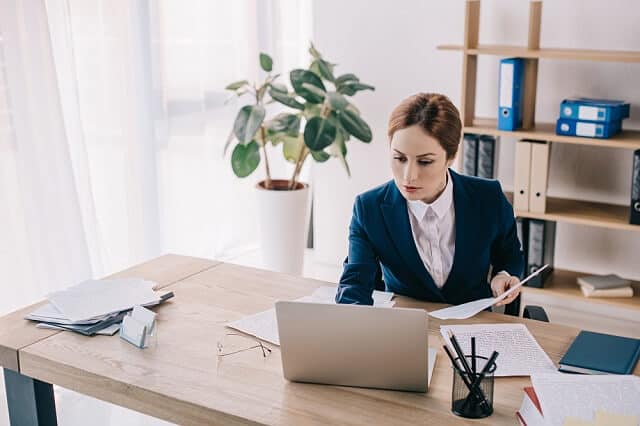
[440,323,557,377]
[227,286,395,345]
[25,278,165,336]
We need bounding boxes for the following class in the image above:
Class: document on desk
[47,279,160,322]
[440,324,557,376]
[226,286,395,346]
[429,265,549,320]
[531,374,640,426]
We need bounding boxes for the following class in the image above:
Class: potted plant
[224,44,374,275]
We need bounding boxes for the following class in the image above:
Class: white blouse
[406,171,455,288]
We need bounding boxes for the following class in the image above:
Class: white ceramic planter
[255,179,311,275]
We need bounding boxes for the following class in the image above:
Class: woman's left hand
[490,273,521,307]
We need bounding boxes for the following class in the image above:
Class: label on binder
[577,106,601,121]
[499,63,514,108]
[576,122,598,137]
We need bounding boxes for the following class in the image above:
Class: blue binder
[556,117,621,139]
[560,97,630,122]
[498,58,524,130]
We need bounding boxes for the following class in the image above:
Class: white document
[227,286,396,346]
[532,374,640,426]
[48,279,160,322]
[440,323,557,377]
[428,347,437,387]
[429,265,549,320]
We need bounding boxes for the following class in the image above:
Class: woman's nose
[404,163,418,182]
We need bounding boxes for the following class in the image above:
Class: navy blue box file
[498,58,524,131]
[556,118,621,139]
[559,98,630,123]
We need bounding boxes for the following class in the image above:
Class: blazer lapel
[380,182,443,300]
[443,169,474,290]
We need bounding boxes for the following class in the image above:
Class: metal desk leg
[3,368,57,426]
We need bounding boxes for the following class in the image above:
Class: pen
[463,350,499,409]
[471,336,476,375]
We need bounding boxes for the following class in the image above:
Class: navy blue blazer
[336,169,524,305]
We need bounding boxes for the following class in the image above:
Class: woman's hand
[490,273,521,307]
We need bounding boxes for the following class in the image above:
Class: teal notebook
[559,330,640,375]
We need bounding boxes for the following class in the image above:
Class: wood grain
[0,254,220,372]
[14,259,638,425]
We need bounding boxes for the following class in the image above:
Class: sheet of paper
[594,410,638,426]
[440,323,557,376]
[428,347,437,387]
[48,279,160,322]
[532,374,640,426]
[227,286,396,345]
[428,265,548,320]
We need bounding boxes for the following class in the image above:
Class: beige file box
[514,140,533,211]
[529,141,551,213]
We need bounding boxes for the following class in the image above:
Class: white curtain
[0,0,312,315]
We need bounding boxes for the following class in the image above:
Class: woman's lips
[403,185,420,193]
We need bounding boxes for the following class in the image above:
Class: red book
[515,386,545,426]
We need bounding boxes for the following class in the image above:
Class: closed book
[576,273,631,290]
[579,284,634,298]
[559,330,640,375]
[631,149,640,225]
[461,134,478,176]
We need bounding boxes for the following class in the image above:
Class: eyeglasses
[216,333,272,358]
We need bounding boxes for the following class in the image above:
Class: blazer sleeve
[490,181,525,278]
[335,195,380,305]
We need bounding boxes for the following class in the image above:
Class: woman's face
[390,125,453,203]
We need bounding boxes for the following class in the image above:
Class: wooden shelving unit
[465,118,640,150]
[504,192,638,232]
[438,44,640,63]
[440,0,640,324]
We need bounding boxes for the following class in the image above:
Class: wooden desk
[1,255,638,425]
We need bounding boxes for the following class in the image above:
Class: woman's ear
[445,157,454,168]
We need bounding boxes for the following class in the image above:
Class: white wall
[311,0,640,281]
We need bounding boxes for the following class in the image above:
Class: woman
[336,93,523,307]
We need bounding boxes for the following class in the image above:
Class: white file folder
[529,141,551,213]
[514,140,532,211]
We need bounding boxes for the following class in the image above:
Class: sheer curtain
[0,0,312,315]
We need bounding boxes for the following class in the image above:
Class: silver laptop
[275,301,430,392]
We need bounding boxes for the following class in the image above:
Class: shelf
[437,44,640,63]
[504,192,640,232]
[522,269,640,311]
[465,118,640,150]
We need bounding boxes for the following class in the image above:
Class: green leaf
[335,73,359,86]
[269,89,305,110]
[310,59,335,82]
[223,127,235,155]
[309,42,322,60]
[304,116,336,151]
[338,109,372,142]
[290,69,326,104]
[337,81,375,96]
[269,82,288,93]
[225,80,248,91]
[301,82,326,98]
[259,53,273,72]
[327,92,348,111]
[283,135,304,163]
[311,150,330,162]
[231,141,260,177]
[267,113,300,136]
[233,105,266,144]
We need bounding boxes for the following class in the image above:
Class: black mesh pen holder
[451,355,496,419]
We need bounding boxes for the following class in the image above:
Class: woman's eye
[394,157,406,162]
[418,160,433,166]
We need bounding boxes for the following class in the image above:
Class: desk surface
[1,255,638,425]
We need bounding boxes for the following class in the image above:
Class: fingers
[496,286,521,306]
